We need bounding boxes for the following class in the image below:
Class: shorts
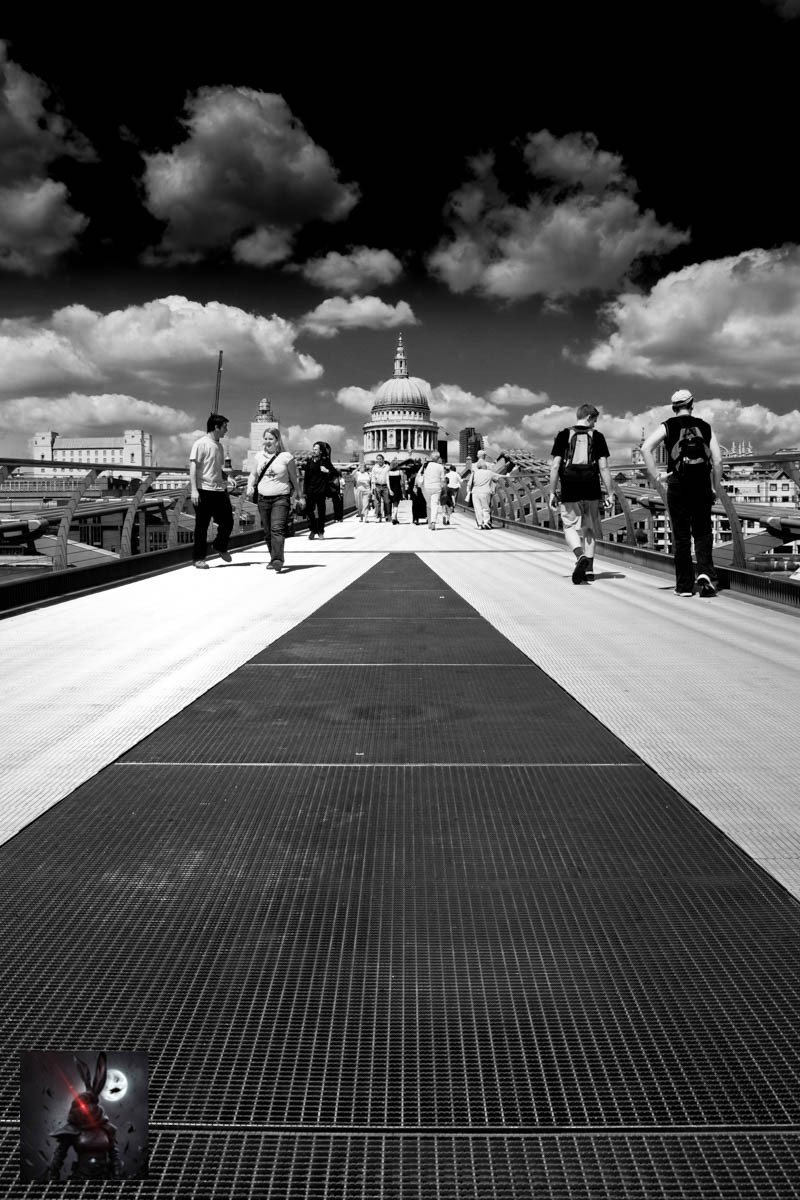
[559,499,600,532]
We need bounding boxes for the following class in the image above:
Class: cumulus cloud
[142,87,359,265]
[294,246,403,293]
[0,295,322,398]
[585,247,800,387]
[281,422,354,457]
[232,226,295,267]
[487,383,550,409]
[0,392,195,433]
[428,131,687,302]
[333,385,376,414]
[762,0,800,17]
[428,382,550,431]
[0,41,94,273]
[481,397,800,461]
[523,130,628,194]
[299,295,417,338]
[0,393,200,463]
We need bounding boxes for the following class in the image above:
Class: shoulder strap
[254,453,278,488]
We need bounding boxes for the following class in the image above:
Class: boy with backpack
[549,404,615,583]
[641,389,723,597]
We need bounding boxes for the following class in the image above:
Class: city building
[459,427,483,463]
[721,467,798,505]
[362,335,438,462]
[28,430,155,475]
[241,397,280,474]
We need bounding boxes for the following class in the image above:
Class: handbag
[250,453,278,503]
[325,471,340,500]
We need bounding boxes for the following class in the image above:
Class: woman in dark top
[387,457,405,524]
[407,458,427,525]
[303,441,338,540]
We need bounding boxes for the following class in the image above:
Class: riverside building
[28,430,155,474]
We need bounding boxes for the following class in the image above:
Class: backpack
[559,427,598,487]
[670,424,710,477]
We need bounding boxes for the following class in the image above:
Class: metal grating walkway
[2,554,800,1197]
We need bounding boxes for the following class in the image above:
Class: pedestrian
[304,441,338,540]
[407,458,427,525]
[416,453,446,530]
[354,463,372,521]
[387,457,405,524]
[189,413,234,568]
[326,446,344,522]
[465,454,509,530]
[548,403,615,583]
[246,425,298,574]
[445,463,462,517]
[640,389,723,597]
[370,454,391,522]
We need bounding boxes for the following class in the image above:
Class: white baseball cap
[670,389,694,407]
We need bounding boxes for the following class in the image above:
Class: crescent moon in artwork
[101,1068,128,1102]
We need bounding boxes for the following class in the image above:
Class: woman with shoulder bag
[246,425,298,573]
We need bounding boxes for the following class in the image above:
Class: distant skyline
[2,2,800,469]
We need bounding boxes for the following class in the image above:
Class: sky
[2,0,800,470]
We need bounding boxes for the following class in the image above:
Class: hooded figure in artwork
[47,1053,120,1180]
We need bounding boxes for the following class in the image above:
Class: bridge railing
[0,457,355,612]
[483,451,800,607]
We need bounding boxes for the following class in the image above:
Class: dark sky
[2,2,800,464]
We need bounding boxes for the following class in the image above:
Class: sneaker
[571,554,590,584]
[696,573,717,597]
[308,532,316,540]
[318,532,325,539]
[194,560,209,569]
[267,563,283,573]
[217,549,232,563]
[675,589,694,597]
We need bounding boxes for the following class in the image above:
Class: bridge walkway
[1,515,799,1196]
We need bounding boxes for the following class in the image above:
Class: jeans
[307,494,327,535]
[667,479,717,592]
[193,490,233,562]
[257,494,290,568]
[373,484,390,519]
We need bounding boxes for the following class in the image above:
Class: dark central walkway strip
[3,555,800,1197]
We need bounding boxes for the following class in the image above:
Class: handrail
[489,454,800,576]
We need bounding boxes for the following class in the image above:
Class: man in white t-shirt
[370,454,391,521]
[189,414,234,568]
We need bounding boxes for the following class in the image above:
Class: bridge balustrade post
[611,481,639,546]
[780,459,800,492]
[53,471,98,571]
[120,474,156,558]
[714,484,748,570]
[167,485,192,550]
[233,487,250,529]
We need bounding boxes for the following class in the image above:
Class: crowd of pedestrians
[190,384,723,596]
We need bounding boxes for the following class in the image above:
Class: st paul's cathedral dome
[362,335,439,462]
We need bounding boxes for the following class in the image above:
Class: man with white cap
[641,389,723,597]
